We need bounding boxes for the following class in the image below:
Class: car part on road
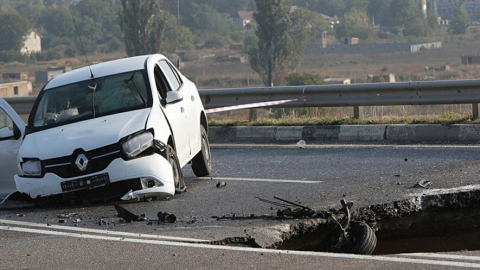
[191,125,212,177]
[414,180,431,188]
[114,204,147,222]
[257,197,377,255]
[216,181,226,188]
[157,211,177,223]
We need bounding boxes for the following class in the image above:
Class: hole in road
[373,207,480,255]
[278,191,480,255]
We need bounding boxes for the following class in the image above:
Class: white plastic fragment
[297,140,306,148]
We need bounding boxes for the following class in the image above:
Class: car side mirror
[162,91,183,106]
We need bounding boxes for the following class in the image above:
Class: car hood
[20,109,151,160]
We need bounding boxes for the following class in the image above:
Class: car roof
[43,54,166,90]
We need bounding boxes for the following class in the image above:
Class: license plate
[61,173,110,192]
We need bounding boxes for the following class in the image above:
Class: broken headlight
[21,159,42,177]
[121,132,154,158]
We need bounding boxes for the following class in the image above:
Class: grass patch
[208,114,480,126]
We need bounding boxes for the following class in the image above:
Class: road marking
[399,253,480,261]
[1,224,480,268]
[0,219,209,243]
[196,177,320,184]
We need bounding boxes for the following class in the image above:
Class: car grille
[44,144,122,178]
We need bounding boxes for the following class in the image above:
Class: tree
[386,0,422,35]
[450,0,470,34]
[119,0,169,56]
[335,8,373,40]
[366,0,392,25]
[0,9,32,51]
[248,0,309,87]
[38,6,75,38]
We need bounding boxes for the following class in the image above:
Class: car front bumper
[15,153,174,199]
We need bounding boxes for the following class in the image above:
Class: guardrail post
[473,103,479,119]
[353,106,364,119]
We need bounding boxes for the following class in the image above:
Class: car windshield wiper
[124,72,147,107]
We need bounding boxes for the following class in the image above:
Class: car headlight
[122,132,154,158]
[22,159,42,177]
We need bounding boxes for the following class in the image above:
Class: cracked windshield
[32,71,148,128]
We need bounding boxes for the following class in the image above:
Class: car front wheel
[191,125,212,177]
[167,145,186,193]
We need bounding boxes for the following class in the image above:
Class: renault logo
[75,154,89,171]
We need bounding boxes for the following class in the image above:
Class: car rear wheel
[167,145,186,194]
[191,125,212,177]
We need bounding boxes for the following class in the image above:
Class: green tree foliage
[248,0,309,87]
[0,9,32,51]
[72,0,122,44]
[286,71,323,85]
[335,8,373,39]
[366,0,392,25]
[184,3,238,48]
[450,0,470,34]
[119,0,169,56]
[159,12,195,52]
[386,0,421,35]
[38,6,75,38]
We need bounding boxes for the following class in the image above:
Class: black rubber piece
[343,221,377,255]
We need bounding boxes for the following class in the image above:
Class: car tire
[191,125,212,177]
[316,221,377,255]
[342,221,377,255]
[167,145,186,194]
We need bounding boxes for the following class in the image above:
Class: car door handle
[191,95,195,101]
[181,107,185,113]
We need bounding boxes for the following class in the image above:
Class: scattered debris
[157,212,176,223]
[58,219,66,223]
[297,140,306,149]
[414,180,431,188]
[114,204,147,222]
[256,196,327,218]
[216,181,227,188]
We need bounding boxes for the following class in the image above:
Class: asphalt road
[2,143,480,269]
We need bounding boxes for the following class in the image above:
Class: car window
[154,65,169,100]
[158,60,182,91]
[0,107,14,138]
[30,70,150,129]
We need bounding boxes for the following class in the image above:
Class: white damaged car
[0,54,211,203]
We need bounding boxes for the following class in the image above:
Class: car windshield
[31,70,150,128]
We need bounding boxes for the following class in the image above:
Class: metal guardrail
[199,79,480,118]
[5,79,480,118]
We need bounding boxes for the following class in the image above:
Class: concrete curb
[208,124,480,143]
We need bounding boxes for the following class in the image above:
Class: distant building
[342,37,359,45]
[35,66,71,85]
[232,11,254,28]
[324,78,351,85]
[416,0,480,21]
[0,81,32,97]
[2,72,29,82]
[461,55,480,65]
[367,74,396,83]
[21,31,41,55]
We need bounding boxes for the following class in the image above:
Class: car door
[154,61,191,165]
[0,98,25,201]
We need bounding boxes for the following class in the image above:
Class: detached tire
[343,221,377,255]
[316,221,377,255]
[191,126,212,177]
[167,145,186,194]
